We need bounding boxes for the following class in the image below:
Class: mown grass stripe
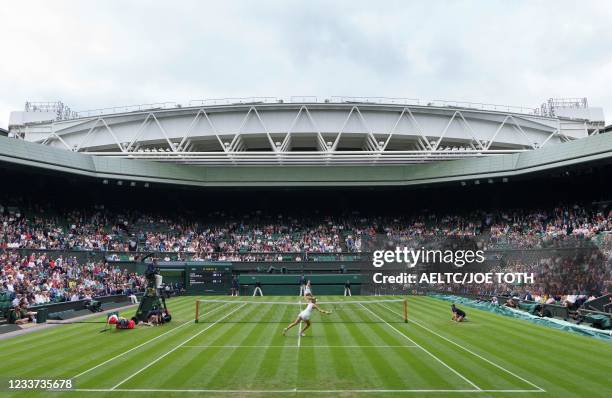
[111,303,247,390]
[2,295,610,397]
[323,317,360,388]
[360,302,481,390]
[202,302,281,389]
[376,301,541,390]
[234,300,295,389]
[72,300,226,382]
[385,297,612,394]
[336,300,425,389]
[402,297,610,375]
[252,302,300,389]
[0,297,201,373]
[76,306,230,389]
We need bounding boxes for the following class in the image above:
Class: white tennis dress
[299,302,315,321]
[304,286,312,296]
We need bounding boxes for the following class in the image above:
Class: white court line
[68,388,544,393]
[111,303,247,390]
[72,302,229,379]
[379,303,546,392]
[180,345,419,348]
[359,303,482,391]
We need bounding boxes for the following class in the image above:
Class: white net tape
[196,299,405,305]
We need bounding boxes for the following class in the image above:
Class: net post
[195,300,200,323]
[403,299,408,323]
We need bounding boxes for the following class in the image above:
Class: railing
[3,244,604,263]
[46,97,545,121]
[330,96,421,105]
[74,102,178,118]
[431,100,539,115]
[188,97,279,106]
[105,251,367,263]
[1,247,367,262]
[85,148,529,165]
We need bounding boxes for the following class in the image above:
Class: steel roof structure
[1,129,611,187]
[9,97,604,166]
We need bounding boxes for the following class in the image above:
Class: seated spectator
[13,304,36,325]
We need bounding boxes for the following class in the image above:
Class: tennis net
[194,298,407,324]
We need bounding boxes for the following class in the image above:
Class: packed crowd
[0,251,145,311]
[1,203,610,255]
[436,237,611,300]
[0,201,610,315]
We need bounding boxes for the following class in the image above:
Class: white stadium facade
[7,97,606,166]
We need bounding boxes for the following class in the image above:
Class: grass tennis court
[1,295,611,398]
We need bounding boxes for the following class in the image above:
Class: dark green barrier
[518,302,541,315]
[36,308,48,323]
[583,314,612,329]
[239,274,361,284]
[238,274,361,295]
[28,294,132,314]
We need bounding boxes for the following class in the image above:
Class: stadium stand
[0,151,610,331]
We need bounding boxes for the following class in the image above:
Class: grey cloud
[1,0,611,128]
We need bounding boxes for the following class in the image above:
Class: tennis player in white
[282,296,330,336]
[303,280,313,298]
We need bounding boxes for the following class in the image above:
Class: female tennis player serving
[283,296,331,336]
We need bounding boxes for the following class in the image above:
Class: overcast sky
[1,0,611,128]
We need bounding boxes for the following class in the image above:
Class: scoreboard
[189,267,229,286]
[156,261,232,293]
[186,263,232,293]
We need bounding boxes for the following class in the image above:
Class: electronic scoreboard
[186,263,232,293]
[156,261,233,294]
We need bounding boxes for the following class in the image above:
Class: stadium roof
[0,130,611,187]
[8,98,605,166]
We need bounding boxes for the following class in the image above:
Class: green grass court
[1,295,611,398]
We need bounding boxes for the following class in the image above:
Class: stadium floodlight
[502,177,509,183]
[488,179,494,184]
[474,180,480,185]
[102,179,108,184]
[144,182,150,188]
[117,181,123,186]
[130,182,136,187]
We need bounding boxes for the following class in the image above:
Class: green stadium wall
[1,132,611,187]
[239,273,362,295]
